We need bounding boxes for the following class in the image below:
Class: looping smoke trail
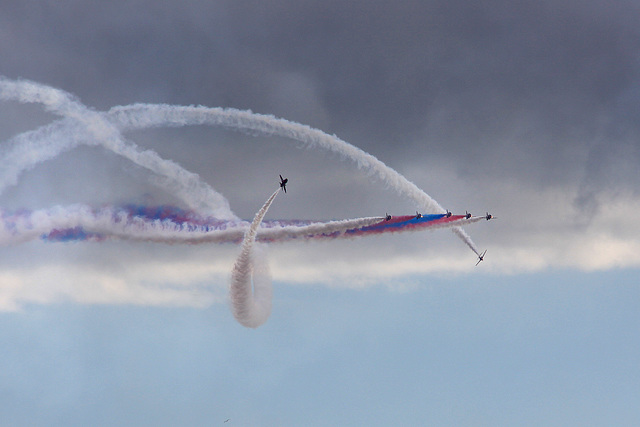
[0,76,86,117]
[0,77,487,326]
[108,105,446,213]
[106,104,476,250]
[1,77,477,251]
[0,77,235,219]
[230,188,280,328]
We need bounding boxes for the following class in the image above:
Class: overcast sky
[1,1,639,425]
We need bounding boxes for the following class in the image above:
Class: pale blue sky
[1,269,638,426]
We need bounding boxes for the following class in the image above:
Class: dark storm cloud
[2,0,640,207]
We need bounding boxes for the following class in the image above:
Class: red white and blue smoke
[0,77,484,327]
[0,203,480,246]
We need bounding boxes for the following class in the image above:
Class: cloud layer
[1,1,640,309]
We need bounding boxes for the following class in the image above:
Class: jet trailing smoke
[0,205,482,246]
[230,189,280,328]
[0,77,486,327]
[0,77,476,247]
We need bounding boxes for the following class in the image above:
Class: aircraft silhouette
[476,250,487,266]
[279,175,288,193]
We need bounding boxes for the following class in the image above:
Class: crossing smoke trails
[0,205,481,245]
[0,77,478,252]
[0,77,484,326]
[0,77,236,219]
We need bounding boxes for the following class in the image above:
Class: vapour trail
[1,77,478,252]
[229,188,280,328]
[0,204,481,246]
[106,104,478,252]
[108,105,445,212]
[0,77,487,325]
[0,77,235,219]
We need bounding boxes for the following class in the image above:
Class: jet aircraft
[485,212,495,220]
[465,211,472,219]
[279,175,288,193]
[475,250,487,266]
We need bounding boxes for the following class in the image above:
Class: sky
[1,0,639,425]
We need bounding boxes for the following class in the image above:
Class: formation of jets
[392,209,495,266]
[279,175,494,266]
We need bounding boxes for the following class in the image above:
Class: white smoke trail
[0,204,234,245]
[0,206,483,247]
[452,227,481,256]
[0,119,84,191]
[108,104,446,213]
[1,77,477,250]
[0,78,235,219]
[255,216,380,242]
[0,202,483,329]
[106,104,477,250]
[0,76,86,117]
[229,188,280,328]
[105,215,384,245]
[0,77,486,325]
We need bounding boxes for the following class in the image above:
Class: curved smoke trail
[0,77,236,219]
[108,104,445,213]
[106,104,478,252]
[230,188,280,328]
[0,77,486,326]
[0,77,477,251]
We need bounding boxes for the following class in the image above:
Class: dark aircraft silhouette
[445,210,452,217]
[475,250,487,266]
[465,211,472,219]
[485,212,496,220]
[385,213,392,221]
[416,211,422,219]
[279,175,288,193]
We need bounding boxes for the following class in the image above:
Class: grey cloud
[2,0,640,212]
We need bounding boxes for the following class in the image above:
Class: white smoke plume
[1,77,477,248]
[106,104,475,249]
[0,77,485,326]
[229,188,280,328]
[0,77,235,219]
[0,205,391,245]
